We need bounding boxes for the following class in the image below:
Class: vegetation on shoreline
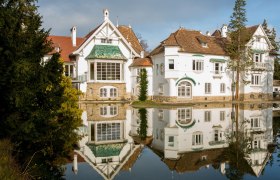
[0,139,27,180]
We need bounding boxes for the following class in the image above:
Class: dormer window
[201,42,208,48]
[196,37,208,48]
[55,46,60,52]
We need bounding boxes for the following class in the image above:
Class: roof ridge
[49,35,84,39]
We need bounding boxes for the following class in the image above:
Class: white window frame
[64,64,75,78]
[254,53,262,63]
[100,86,118,98]
[214,62,223,75]
[250,117,260,128]
[204,111,211,122]
[178,81,192,98]
[160,63,164,75]
[168,136,174,147]
[220,83,225,93]
[205,83,211,94]
[96,122,121,141]
[251,74,261,86]
[158,109,164,120]
[220,111,225,121]
[101,38,112,44]
[100,106,118,117]
[158,84,164,95]
[168,59,174,70]
[192,132,203,146]
[96,62,121,81]
[177,108,192,122]
[192,60,204,72]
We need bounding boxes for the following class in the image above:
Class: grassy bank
[0,139,27,180]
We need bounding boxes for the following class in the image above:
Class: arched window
[178,81,192,98]
[99,86,118,98]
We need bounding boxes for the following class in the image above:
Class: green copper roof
[176,120,196,129]
[87,143,125,157]
[86,45,127,60]
[192,54,205,57]
[253,49,267,53]
[176,76,196,86]
[210,58,226,63]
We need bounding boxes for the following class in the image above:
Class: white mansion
[46,9,275,102]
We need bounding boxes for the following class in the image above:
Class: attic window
[101,38,112,44]
[256,36,261,42]
[196,37,208,48]
[55,47,60,52]
[201,42,208,48]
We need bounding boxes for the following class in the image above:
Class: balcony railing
[212,70,223,78]
[253,62,266,69]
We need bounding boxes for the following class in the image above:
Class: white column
[73,154,78,174]
[220,162,226,174]
[168,79,176,96]
[94,61,97,81]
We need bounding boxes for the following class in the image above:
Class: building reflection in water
[73,103,274,179]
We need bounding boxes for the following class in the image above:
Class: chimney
[71,26,77,47]
[140,51,144,58]
[221,24,228,38]
[206,31,211,36]
[103,9,109,21]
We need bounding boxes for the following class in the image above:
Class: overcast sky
[37,0,280,50]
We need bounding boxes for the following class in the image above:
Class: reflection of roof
[117,25,144,54]
[212,30,222,37]
[87,143,125,157]
[47,36,84,62]
[130,57,153,67]
[163,148,227,173]
[86,45,127,60]
[273,80,280,86]
[121,146,142,171]
[150,28,227,56]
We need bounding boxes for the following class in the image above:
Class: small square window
[169,59,174,69]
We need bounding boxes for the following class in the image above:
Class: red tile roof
[47,36,84,62]
[117,25,144,54]
[130,57,153,67]
[150,28,227,56]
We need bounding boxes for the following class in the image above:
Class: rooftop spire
[103,9,109,21]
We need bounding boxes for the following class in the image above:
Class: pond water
[64,103,280,180]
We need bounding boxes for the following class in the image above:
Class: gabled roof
[150,28,227,56]
[163,148,227,173]
[117,25,144,55]
[72,19,140,57]
[246,25,259,37]
[246,24,273,50]
[129,57,153,67]
[47,36,85,62]
[212,30,222,37]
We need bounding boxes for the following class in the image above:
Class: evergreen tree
[262,19,280,80]
[138,108,147,140]
[227,0,252,100]
[0,0,81,178]
[138,68,148,101]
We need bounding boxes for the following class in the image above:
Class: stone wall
[81,82,130,101]
[153,93,272,103]
[241,93,273,101]
[85,103,129,121]
[152,95,232,103]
